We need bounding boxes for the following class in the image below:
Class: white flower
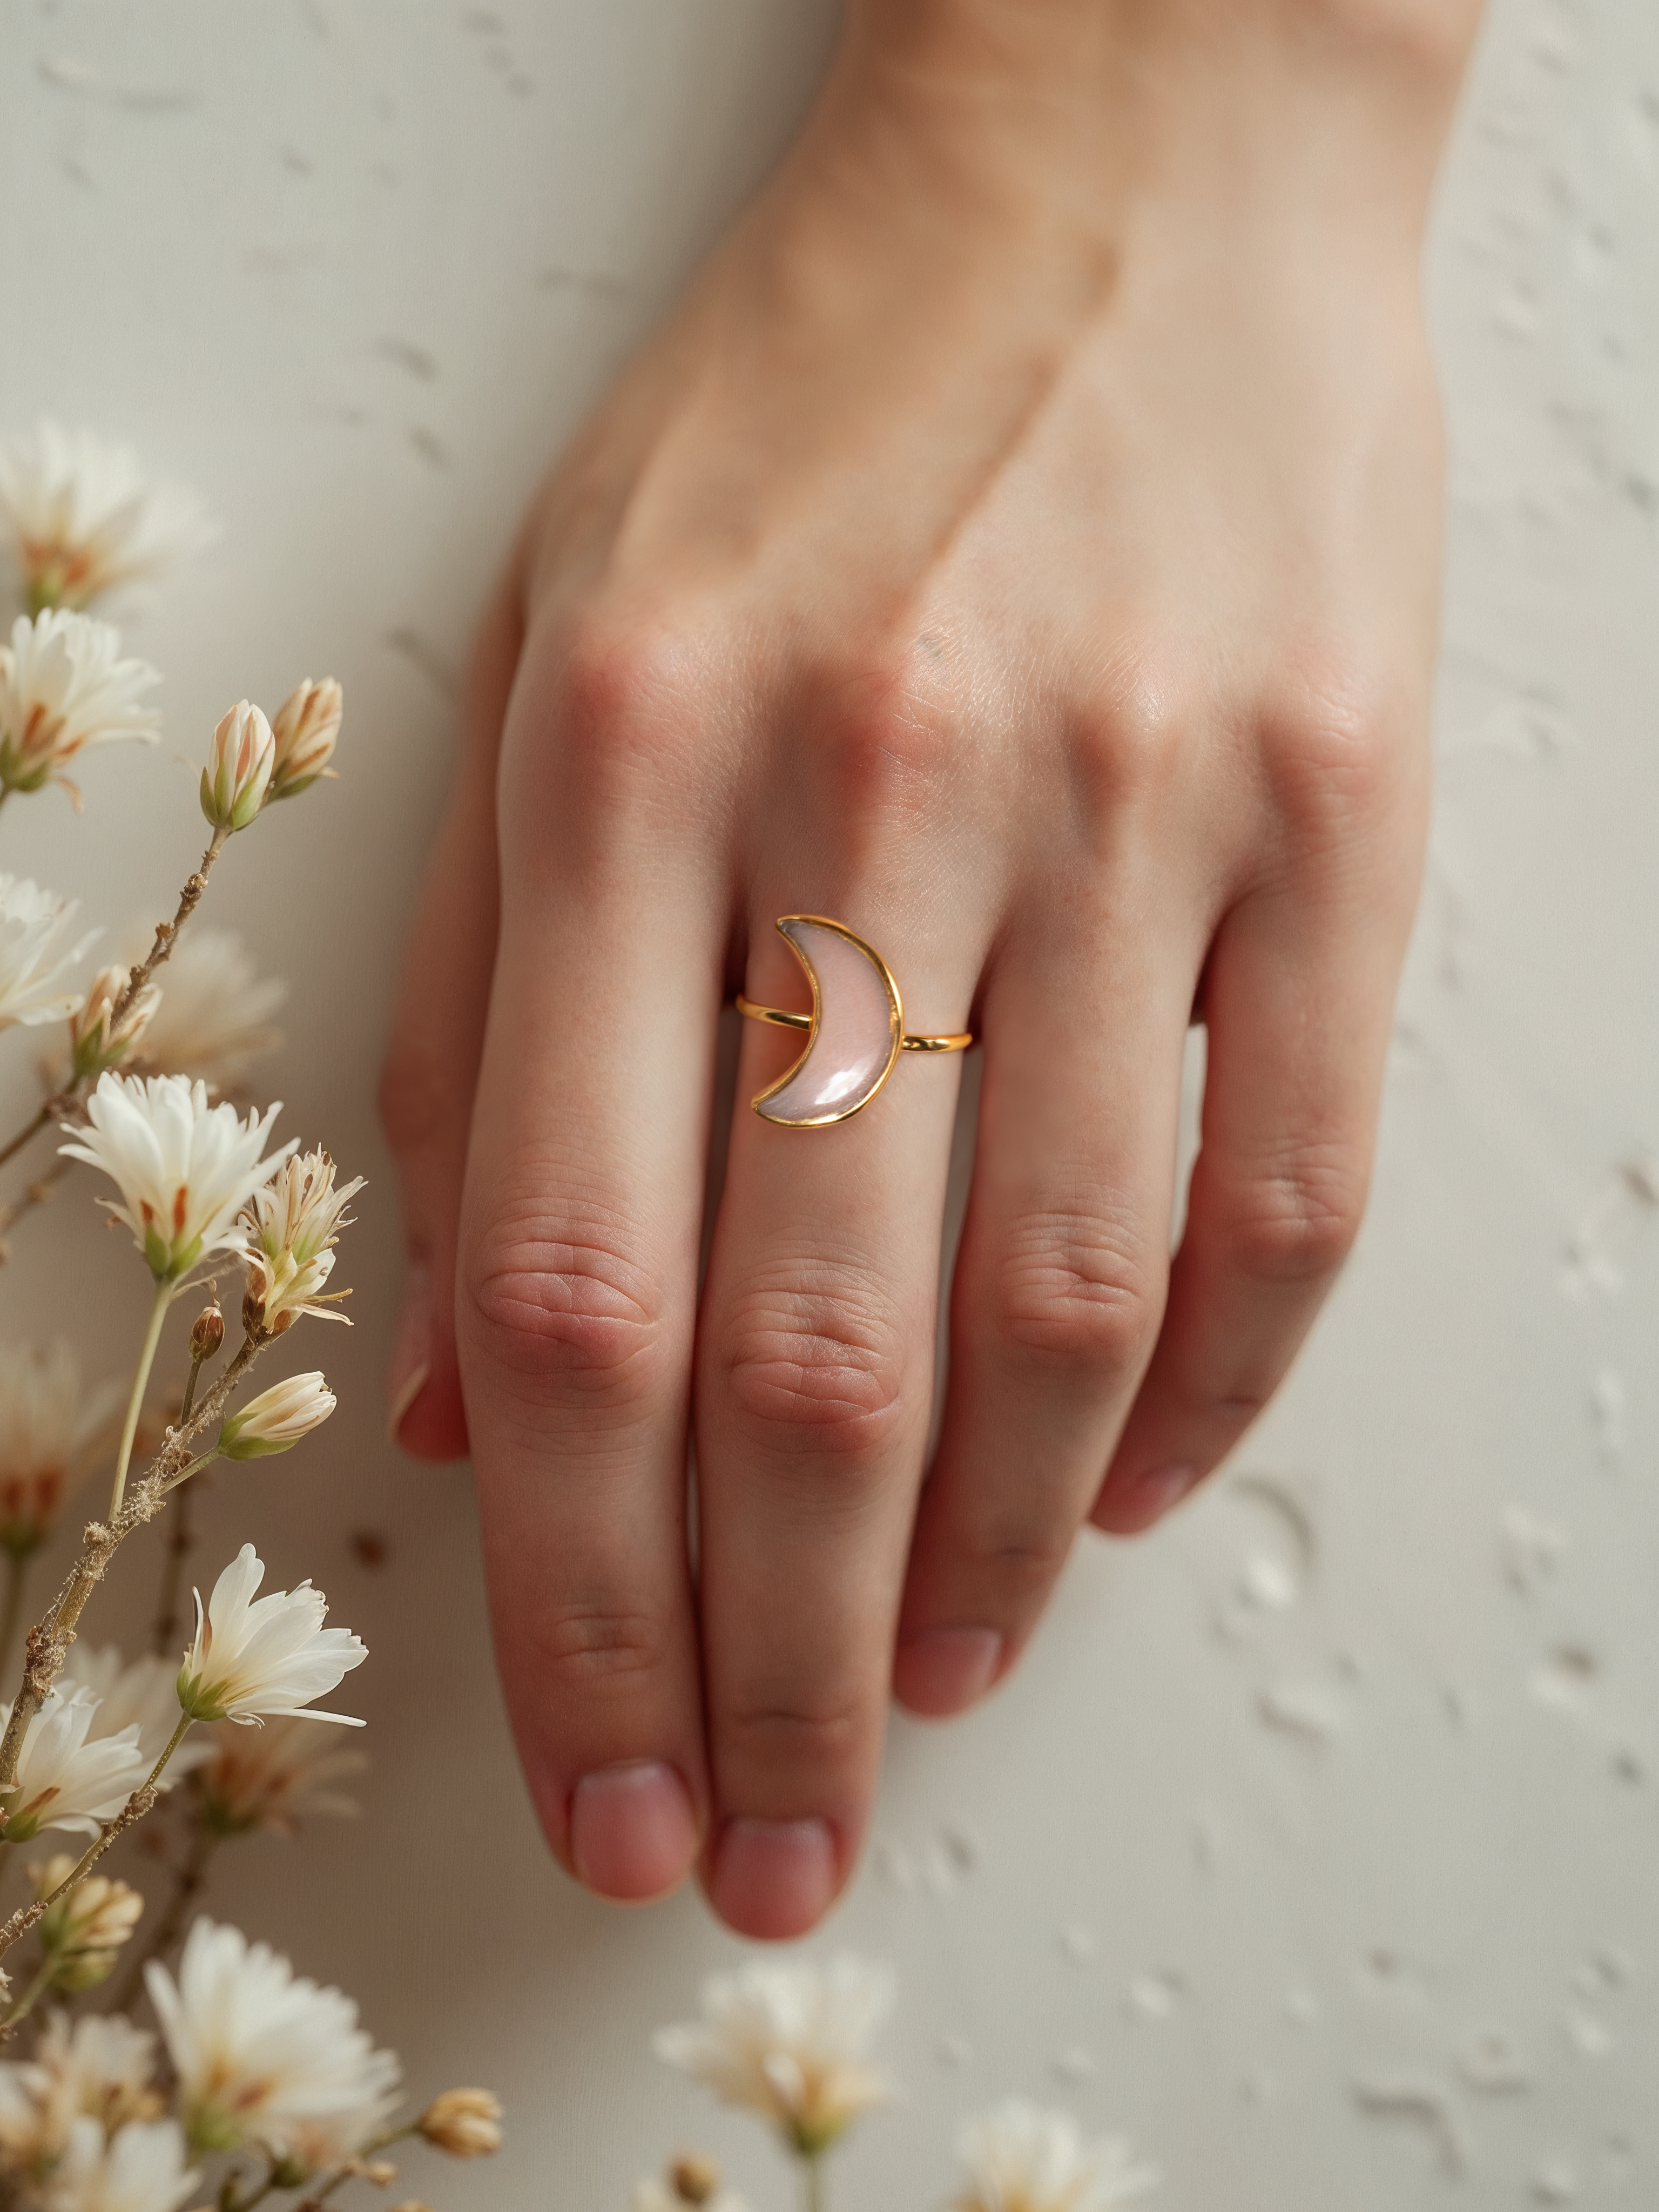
[0,1343,122,1557]
[241,1150,362,1336]
[59,1072,292,1281]
[199,701,273,833]
[0,611,161,797]
[0,2012,160,2169]
[654,1956,896,2156]
[953,2101,1159,2212]
[0,1686,149,1842]
[126,926,285,1095]
[176,1545,366,1728]
[0,421,212,613]
[195,1714,366,1838]
[32,1855,145,1991]
[0,874,95,1031]
[66,965,162,1081]
[59,1647,212,1787]
[44,2115,198,2212]
[268,678,342,800]
[145,1918,400,2166]
[219,1373,336,1460]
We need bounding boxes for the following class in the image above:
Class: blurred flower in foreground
[242,1150,362,1337]
[419,2088,502,2158]
[127,926,285,1095]
[59,1072,292,1281]
[0,1344,122,1560]
[146,1918,400,2167]
[635,2155,750,2210]
[0,2011,160,2169]
[48,2112,198,2212]
[219,1371,336,1459]
[176,1545,366,1728]
[0,420,212,615]
[199,702,273,834]
[655,1955,896,2158]
[67,965,160,1082]
[59,1647,212,1788]
[268,678,342,801]
[0,875,94,1033]
[31,1856,144,1993]
[953,2100,1159,2212]
[0,1687,148,1843]
[0,611,161,801]
[195,1714,366,1839]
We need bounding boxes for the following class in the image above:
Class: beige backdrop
[3,0,1656,2204]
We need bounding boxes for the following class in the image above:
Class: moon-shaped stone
[752,918,902,1127]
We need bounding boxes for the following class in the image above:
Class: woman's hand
[380,0,1481,1938]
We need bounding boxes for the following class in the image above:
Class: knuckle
[720,1691,864,1770]
[984,1201,1162,1382]
[530,1595,667,1692]
[956,1523,1071,1603]
[1215,1145,1370,1284]
[1262,650,1410,832]
[544,603,714,801]
[806,638,959,839]
[717,1264,909,1460]
[465,1205,667,1406]
[1071,642,1201,820]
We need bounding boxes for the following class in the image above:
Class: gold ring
[734,915,972,1128]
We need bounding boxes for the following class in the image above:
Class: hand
[380,0,1481,1938]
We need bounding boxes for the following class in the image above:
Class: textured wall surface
[2,1,1655,2204]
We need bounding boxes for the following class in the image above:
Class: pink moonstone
[757,919,900,1126]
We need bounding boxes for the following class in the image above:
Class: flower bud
[419,2088,503,2158]
[69,965,160,1080]
[218,1371,336,1459]
[362,2161,397,2186]
[31,1855,144,1988]
[190,1302,226,1363]
[269,677,342,800]
[200,700,274,832]
[671,2156,723,2204]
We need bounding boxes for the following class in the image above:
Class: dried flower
[44,2114,199,2212]
[241,1150,362,1337]
[0,421,211,613]
[0,1687,149,1843]
[31,1855,145,1991]
[59,1647,212,1787]
[953,2101,1159,2212]
[127,927,286,1096]
[0,874,95,1032]
[176,1546,367,1729]
[0,610,161,802]
[194,1714,366,1839]
[188,1304,225,1364]
[655,1956,896,2158]
[0,1343,122,1559]
[146,1918,400,2167]
[59,1072,292,1281]
[218,1372,336,1460]
[0,2013,161,2170]
[199,702,274,834]
[268,678,342,800]
[69,965,161,1081]
[418,2088,502,2158]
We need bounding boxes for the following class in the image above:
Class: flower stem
[158,1447,222,1496]
[110,828,228,1037]
[0,1553,31,1679]
[0,1101,51,1174]
[104,1813,217,2016]
[0,1950,57,2031]
[152,1471,200,1657]
[3,1715,192,1953]
[802,2153,826,2212]
[112,1280,173,1519]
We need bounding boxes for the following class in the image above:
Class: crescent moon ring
[733,915,973,1129]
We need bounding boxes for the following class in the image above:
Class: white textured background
[2,1,1656,2204]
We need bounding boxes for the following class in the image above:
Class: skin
[380,0,1487,1938]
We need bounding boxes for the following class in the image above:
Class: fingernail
[570,1761,698,1902]
[386,1264,433,1444]
[893,1627,1003,1717]
[1123,1461,1200,1529]
[711,1817,837,1940]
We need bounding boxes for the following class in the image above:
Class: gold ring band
[734,997,973,1055]
[733,915,973,1128]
